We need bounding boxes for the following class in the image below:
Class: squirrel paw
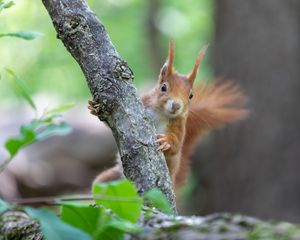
[88,100,100,116]
[156,134,171,151]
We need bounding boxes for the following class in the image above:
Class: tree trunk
[40,0,176,212]
[146,0,164,74]
[193,0,300,222]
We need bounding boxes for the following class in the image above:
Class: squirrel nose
[172,102,181,112]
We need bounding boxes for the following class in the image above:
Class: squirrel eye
[189,92,193,100]
[161,83,168,92]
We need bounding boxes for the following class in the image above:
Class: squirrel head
[155,40,207,118]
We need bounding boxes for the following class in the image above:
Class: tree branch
[2,210,299,240]
[0,210,42,240]
[41,0,176,211]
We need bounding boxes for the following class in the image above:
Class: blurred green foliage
[0,68,73,172]
[0,0,214,101]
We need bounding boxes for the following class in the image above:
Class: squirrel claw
[156,134,164,139]
[157,142,170,151]
[155,134,167,142]
[156,134,171,151]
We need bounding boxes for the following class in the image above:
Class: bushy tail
[93,154,124,184]
[175,81,249,188]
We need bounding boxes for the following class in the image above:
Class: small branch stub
[113,59,134,81]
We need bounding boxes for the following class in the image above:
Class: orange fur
[93,165,123,183]
[188,45,208,83]
[175,81,248,187]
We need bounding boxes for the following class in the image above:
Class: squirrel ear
[187,44,208,84]
[159,39,175,81]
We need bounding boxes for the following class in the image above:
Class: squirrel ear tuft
[159,39,175,81]
[187,44,208,84]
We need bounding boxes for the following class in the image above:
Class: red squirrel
[90,40,248,188]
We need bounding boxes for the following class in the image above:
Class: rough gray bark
[190,0,300,222]
[0,211,42,239]
[41,0,176,211]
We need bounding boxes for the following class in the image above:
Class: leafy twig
[7,195,142,206]
[0,156,13,174]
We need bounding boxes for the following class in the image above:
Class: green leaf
[45,103,75,117]
[4,120,72,158]
[61,203,99,236]
[0,31,42,40]
[0,199,9,215]
[92,180,143,223]
[36,122,72,141]
[144,188,173,215]
[95,229,124,240]
[0,1,14,12]
[94,207,125,240]
[94,206,119,240]
[5,125,36,157]
[25,207,91,240]
[61,202,141,240]
[5,68,36,110]
[107,218,142,233]
[95,213,142,240]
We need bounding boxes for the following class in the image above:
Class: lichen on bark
[0,210,42,240]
